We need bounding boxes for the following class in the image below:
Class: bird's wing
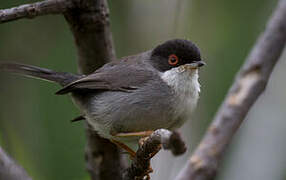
[55,62,155,95]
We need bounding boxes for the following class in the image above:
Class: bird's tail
[0,62,82,86]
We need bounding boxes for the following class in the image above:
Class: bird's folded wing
[55,63,154,95]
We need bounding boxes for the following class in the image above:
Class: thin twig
[63,0,123,180]
[175,0,286,180]
[0,146,32,180]
[0,0,73,23]
[123,129,186,180]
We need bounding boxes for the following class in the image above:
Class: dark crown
[151,39,201,72]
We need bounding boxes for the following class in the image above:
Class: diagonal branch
[0,0,73,24]
[123,129,186,180]
[0,146,32,180]
[175,0,286,180]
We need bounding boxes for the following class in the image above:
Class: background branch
[0,0,122,179]
[0,0,73,23]
[0,146,32,180]
[123,129,186,180]
[64,0,116,74]
[175,0,286,179]
[63,0,123,180]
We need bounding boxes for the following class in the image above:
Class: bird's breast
[160,67,200,127]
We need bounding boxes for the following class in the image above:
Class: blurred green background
[1,0,285,180]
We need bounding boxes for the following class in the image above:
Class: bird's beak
[185,61,206,69]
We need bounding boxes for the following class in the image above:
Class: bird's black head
[150,39,205,72]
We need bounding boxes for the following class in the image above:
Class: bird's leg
[112,130,157,178]
[111,138,154,179]
[114,130,154,138]
[110,139,136,158]
[110,131,154,159]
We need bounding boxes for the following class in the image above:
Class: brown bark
[64,0,116,74]
[0,0,73,23]
[123,130,186,180]
[1,0,123,179]
[63,1,123,180]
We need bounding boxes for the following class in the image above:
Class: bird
[0,39,205,157]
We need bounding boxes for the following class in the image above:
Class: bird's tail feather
[0,62,81,86]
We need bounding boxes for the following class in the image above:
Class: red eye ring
[168,54,179,66]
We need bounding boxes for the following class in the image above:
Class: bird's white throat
[160,66,200,123]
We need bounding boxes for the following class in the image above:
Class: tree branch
[0,0,73,23]
[0,146,32,180]
[85,124,126,180]
[63,1,122,180]
[1,0,122,179]
[64,0,116,74]
[175,0,286,180]
[123,129,186,180]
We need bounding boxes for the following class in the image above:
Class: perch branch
[64,0,122,180]
[0,0,73,23]
[123,129,186,180]
[0,146,32,180]
[175,0,286,180]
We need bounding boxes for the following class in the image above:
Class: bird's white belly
[160,66,200,128]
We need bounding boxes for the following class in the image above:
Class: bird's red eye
[168,54,179,66]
